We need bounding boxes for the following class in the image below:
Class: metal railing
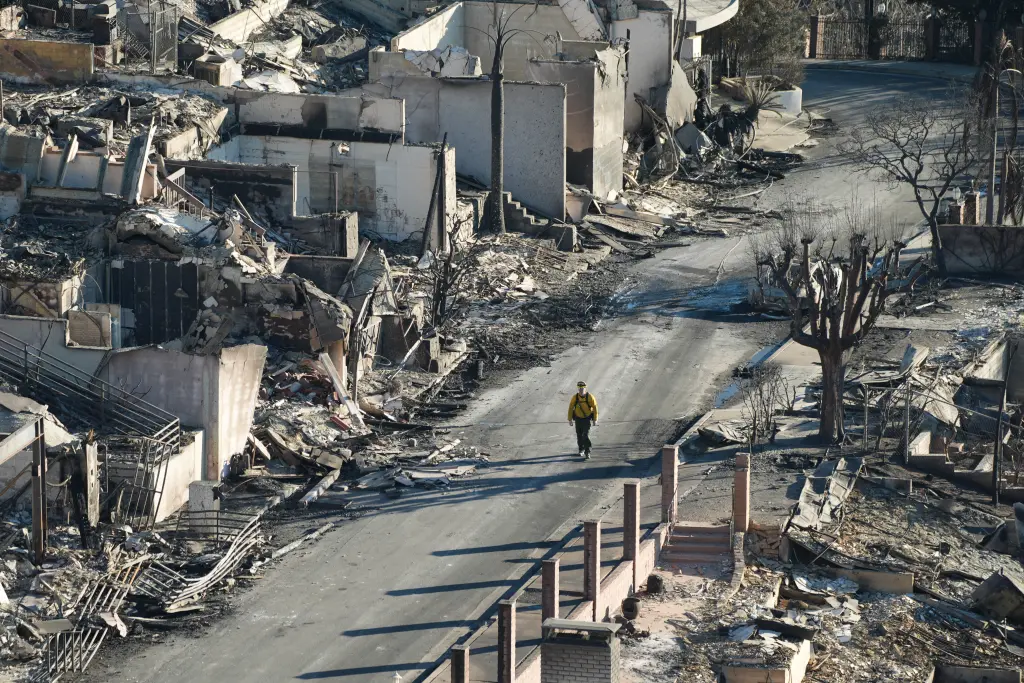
[0,327,180,452]
[32,558,148,682]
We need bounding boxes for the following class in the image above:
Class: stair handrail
[0,327,180,449]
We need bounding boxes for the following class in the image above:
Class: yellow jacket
[568,392,598,421]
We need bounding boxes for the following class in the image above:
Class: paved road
[84,69,947,683]
[763,68,950,224]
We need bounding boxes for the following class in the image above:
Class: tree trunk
[928,216,948,276]
[818,347,846,443]
[489,53,506,234]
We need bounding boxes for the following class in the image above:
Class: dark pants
[574,417,593,454]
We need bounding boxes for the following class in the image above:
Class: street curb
[803,60,978,85]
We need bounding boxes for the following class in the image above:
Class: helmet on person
[577,381,587,388]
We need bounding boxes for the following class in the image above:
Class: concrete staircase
[502,192,549,233]
[660,522,732,565]
[0,327,181,528]
[501,193,577,250]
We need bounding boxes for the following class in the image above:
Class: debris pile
[1,84,226,155]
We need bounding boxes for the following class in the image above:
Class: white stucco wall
[0,316,106,377]
[611,7,673,132]
[391,2,466,51]
[210,135,448,242]
[438,80,566,218]
[347,76,566,219]
[235,92,405,136]
[462,2,577,79]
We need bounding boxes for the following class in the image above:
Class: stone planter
[719,76,803,116]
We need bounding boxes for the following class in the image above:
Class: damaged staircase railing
[30,556,149,682]
[0,327,181,528]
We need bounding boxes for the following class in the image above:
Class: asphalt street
[83,67,951,683]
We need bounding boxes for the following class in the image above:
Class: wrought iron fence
[878,20,928,60]
[811,15,974,63]
[818,18,869,59]
[938,17,974,63]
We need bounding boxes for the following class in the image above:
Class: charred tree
[482,4,538,235]
[753,200,920,443]
[842,88,983,276]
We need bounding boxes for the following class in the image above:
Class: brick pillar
[924,15,939,60]
[660,445,678,525]
[808,15,819,58]
[964,192,981,225]
[542,558,560,622]
[623,481,640,590]
[498,600,516,683]
[583,520,601,621]
[948,202,964,225]
[734,453,750,534]
[451,645,469,683]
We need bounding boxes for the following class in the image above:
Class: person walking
[567,381,598,459]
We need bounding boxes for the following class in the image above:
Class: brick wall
[597,563,632,621]
[66,310,112,349]
[0,39,94,84]
[516,647,542,683]
[541,637,620,683]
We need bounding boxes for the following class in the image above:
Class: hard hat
[577,381,587,387]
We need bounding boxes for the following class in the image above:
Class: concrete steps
[502,192,549,233]
[661,522,731,565]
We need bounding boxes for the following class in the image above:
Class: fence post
[903,380,912,465]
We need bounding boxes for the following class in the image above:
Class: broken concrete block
[675,122,712,156]
[203,296,218,308]
[970,571,1024,623]
[194,55,242,87]
[311,36,368,63]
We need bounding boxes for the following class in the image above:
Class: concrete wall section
[439,80,566,218]
[462,2,577,80]
[209,0,289,43]
[235,92,405,137]
[0,315,106,376]
[0,39,94,84]
[391,2,466,51]
[0,127,44,183]
[213,345,266,480]
[100,344,266,481]
[209,135,448,243]
[154,430,203,521]
[524,55,627,198]
[610,8,673,132]
[591,48,627,198]
[350,79,440,144]
[102,346,209,430]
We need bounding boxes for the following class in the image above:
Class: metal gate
[116,0,178,73]
[811,14,974,62]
